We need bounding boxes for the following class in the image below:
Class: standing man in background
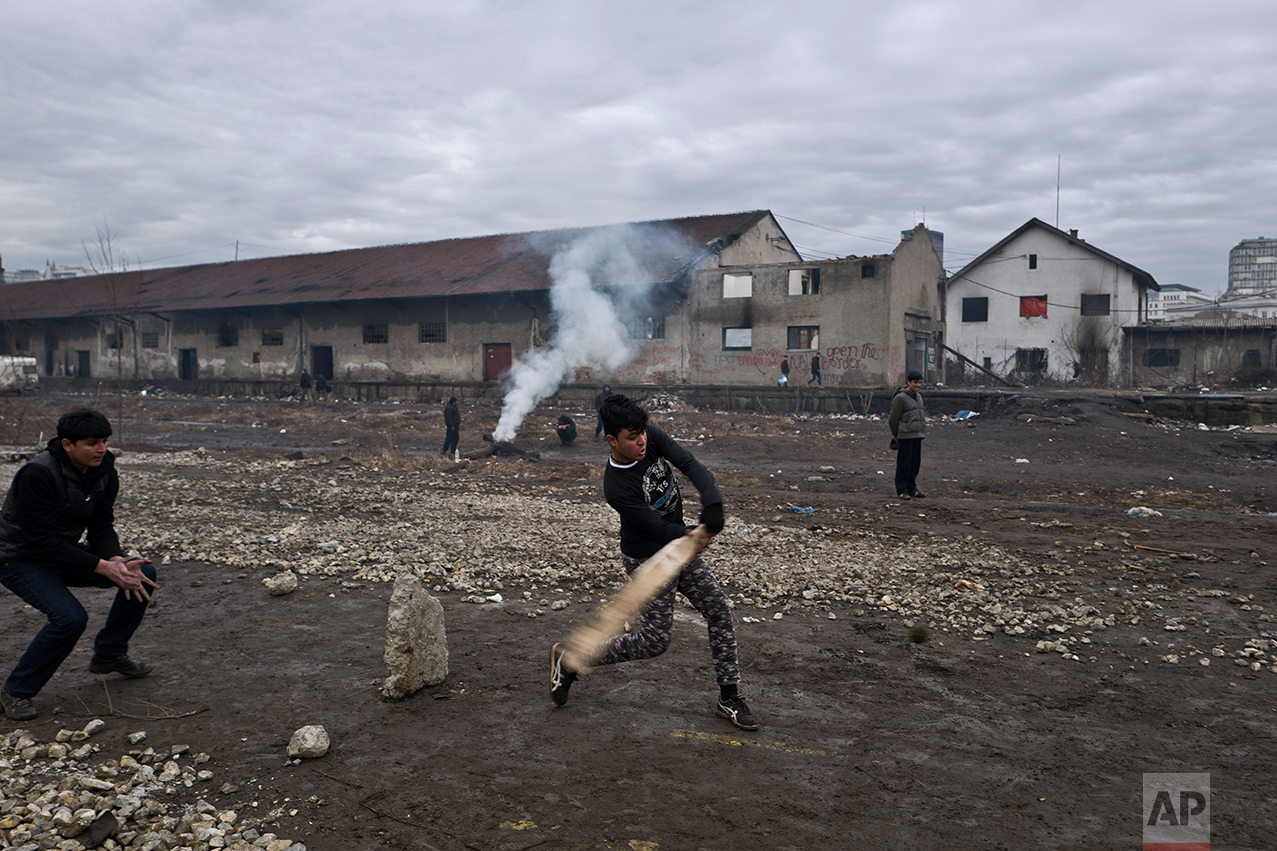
[888,371,927,500]
[299,369,314,405]
[592,383,614,441]
[441,397,461,458]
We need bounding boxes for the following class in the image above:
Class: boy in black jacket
[550,395,757,730]
[0,409,157,720]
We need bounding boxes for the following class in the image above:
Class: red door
[484,343,512,381]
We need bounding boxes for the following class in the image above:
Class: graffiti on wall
[620,340,895,381]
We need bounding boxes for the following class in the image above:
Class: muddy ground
[1,387,1275,850]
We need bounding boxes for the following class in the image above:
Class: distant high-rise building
[1226,237,1277,298]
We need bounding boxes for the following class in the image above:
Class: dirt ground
[2,387,1275,850]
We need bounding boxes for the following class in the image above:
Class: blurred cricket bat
[560,525,706,672]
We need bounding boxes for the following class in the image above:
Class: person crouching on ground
[549,394,758,731]
[0,409,158,721]
[556,414,577,446]
[889,370,927,500]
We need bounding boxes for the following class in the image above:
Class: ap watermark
[1143,773,1209,850]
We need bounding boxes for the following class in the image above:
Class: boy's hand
[685,525,713,554]
[699,502,725,535]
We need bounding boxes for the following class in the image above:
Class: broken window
[861,263,876,279]
[1019,295,1048,318]
[12,336,29,352]
[787,269,820,295]
[1243,350,1261,369]
[787,326,819,351]
[1015,348,1047,376]
[217,327,238,348]
[722,327,752,350]
[1080,294,1111,316]
[419,322,447,343]
[363,323,389,344]
[142,332,160,349]
[1029,254,1038,270]
[261,328,285,347]
[1145,348,1181,368]
[962,297,989,322]
[723,273,752,299]
[627,316,665,340]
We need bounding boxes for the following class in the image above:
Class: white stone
[287,725,330,759]
[263,571,299,596]
[382,574,448,699]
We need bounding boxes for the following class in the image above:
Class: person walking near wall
[592,384,614,441]
[888,371,927,500]
[441,398,461,458]
[298,369,313,405]
[806,353,822,386]
[779,356,790,386]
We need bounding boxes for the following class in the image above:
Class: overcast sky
[3,0,1275,295]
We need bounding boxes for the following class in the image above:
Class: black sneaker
[549,643,577,706]
[89,654,153,678]
[715,695,759,731]
[910,490,926,498]
[1,689,38,720]
[897,493,912,500]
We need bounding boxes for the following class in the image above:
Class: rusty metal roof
[2,211,775,321]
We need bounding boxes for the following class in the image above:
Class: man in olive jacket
[0,409,157,720]
[888,370,927,500]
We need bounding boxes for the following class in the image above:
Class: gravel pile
[1,723,304,851]
[109,450,1275,669]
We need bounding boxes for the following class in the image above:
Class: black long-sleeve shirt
[603,425,722,559]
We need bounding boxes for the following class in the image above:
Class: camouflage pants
[597,553,741,686]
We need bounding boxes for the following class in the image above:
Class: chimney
[1068,229,1079,238]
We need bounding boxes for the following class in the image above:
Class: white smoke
[493,225,690,443]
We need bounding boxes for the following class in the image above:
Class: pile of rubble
[105,450,1275,672]
[1,723,304,851]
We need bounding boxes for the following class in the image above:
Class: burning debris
[479,433,540,461]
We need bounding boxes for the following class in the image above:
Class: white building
[1149,284,1214,321]
[946,218,1159,386]
[1226,237,1277,298]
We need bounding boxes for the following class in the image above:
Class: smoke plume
[493,224,691,443]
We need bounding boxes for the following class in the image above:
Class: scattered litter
[786,506,815,514]
[953,410,979,421]
[485,593,504,603]
[1015,458,1030,464]
[1127,506,1163,517]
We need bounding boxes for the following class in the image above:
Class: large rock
[263,571,298,596]
[382,573,448,699]
[287,725,330,759]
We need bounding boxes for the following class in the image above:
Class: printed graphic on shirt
[642,456,682,519]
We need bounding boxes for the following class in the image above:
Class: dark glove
[890,438,899,451]
[699,502,725,534]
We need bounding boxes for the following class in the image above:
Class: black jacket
[0,438,125,576]
[444,404,461,430]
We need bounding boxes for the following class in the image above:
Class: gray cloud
[3,0,1275,293]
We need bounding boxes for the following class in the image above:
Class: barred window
[364,323,389,344]
[218,327,239,348]
[419,322,447,343]
[142,332,160,349]
[261,328,285,346]
[627,316,665,340]
[1080,294,1111,316]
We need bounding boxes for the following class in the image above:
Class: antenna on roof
[1055,155,1061,229]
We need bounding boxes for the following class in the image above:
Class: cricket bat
[559,525,706,672]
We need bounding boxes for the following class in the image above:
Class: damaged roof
[2,211,778,321]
